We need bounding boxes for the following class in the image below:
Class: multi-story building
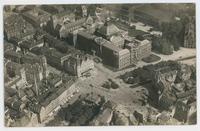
[4,14,35,41]
[95,20,121,40]
[44,48,71,70]
[4,61,27,89]
[76,20,151,69]
[64,54,94,77]
[102,41,130,69]
[125,42,139,65]
[54,17,86,39]
[44,34,74,53]
[4,51,23,64]
[47,12,75,36]
[77,32,125,69]
[109,35,125,48]
[22,7,51,28]
[125,39,152,64]
[136,39,152,60]
[38,82,77,122]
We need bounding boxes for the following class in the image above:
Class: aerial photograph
[3,3,196,127]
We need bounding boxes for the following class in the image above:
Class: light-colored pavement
[153,47,196,62]
[43,47,196,126]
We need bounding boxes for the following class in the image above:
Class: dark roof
[4,14,35,39]
[97,21,120,36]
[6,61,23,71]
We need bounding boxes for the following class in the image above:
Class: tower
[39,56,49,79]
[81,5,87,17]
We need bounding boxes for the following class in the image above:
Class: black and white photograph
[0,0,199,129]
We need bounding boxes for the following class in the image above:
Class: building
[4,14,35,41]
[77,31,131,69]
[64,54,94,77]
[184,16,196,48]
[76,31,100,55]
[24,63,45,96]
[102,42,130,69]
[136,39,152,60]
[22,7,51,28]
[5,50,49,78]
[4,61,27,91]
[44,34,74,53]
[109,35,125,48]
[47,11,76,36]
[37,81,77,122]
[172,101,196,123]
[40,5,65,14]
[4,51,23,64]
[95,20,121,40]
[44,48,71,70]
[125,42,139,65]
[54,17,86,39]
[125,39,152,64]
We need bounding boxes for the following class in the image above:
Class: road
[42,47,196,126]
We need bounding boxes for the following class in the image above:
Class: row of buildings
[75,20,152,69]
[4,32,95,126]
[147,62,197,123]
[119,4,196,49]
[4,5,96,126]
[4,58,79,126]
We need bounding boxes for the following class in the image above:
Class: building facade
[64,54,94,77]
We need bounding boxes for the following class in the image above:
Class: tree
[152,36,162,52]
[159,19,184,50]
[171,35,180,51]
[160,38,174,55]
[152,36,173,55]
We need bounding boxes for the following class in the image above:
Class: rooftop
[97,20,120,36]
[102,40,122,52]
[4,14,35,39]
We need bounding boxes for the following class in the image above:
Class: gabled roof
[98,21,120,37]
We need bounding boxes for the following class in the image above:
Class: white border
[0,0,199,131]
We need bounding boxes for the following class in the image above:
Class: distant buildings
[117,4,195,28]
[118,4,135,22]
[77,25,152,69]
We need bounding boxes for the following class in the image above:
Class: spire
[104,17,111,26]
